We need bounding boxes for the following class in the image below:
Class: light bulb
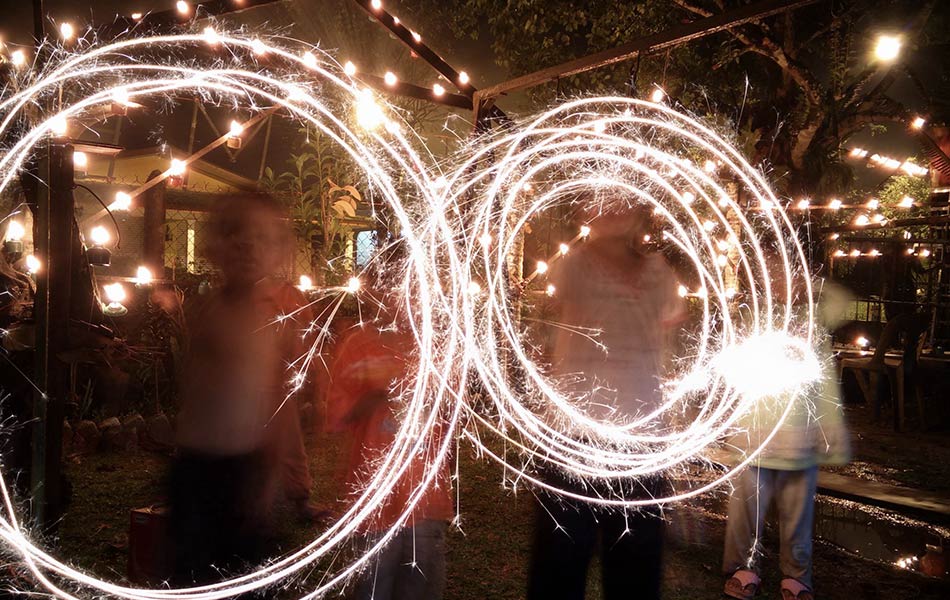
[104,282,126,303]
[302,51,318,69]
[298,274,314,291]
[168,158,186,176]
[134,265,153,285]
[89,225,110,246]
[874,35,901,62]
[911,116,926,130]
[458,71,470,85]
[25,254,41,274]
[346,277,361,293]
[432,83,445,97]
[111,191,132,211]
[898,195,914,208]
[828,199,842,210]
[536,261,548,274]
[73,151,88,169]
[355,89,386,130]
[176,1,190,16]
[50,115,68,137]
[5,220,25,242]
[59,22,75,41]
[650,88,665,103]
[545,284,556,296]
[229,120,244,137]
[343,61,357,76]
[579,225,591,238]
[384,71,397,86]
[559,243,570,255]
[10,50,26,67]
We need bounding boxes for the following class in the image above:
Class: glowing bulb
[10,49,26,67]
[850,249,861,257]
[579,225,591,238]
[871,213,885,223]
[703,159,717,173]
[89,226,110,246]
[854,214,870,226]
[176,1,190,16]
[384,71,397,86]
[25,254,40,274]
[559,243,570,255]
[229,120,244,137]
[920,248,931,258]
[866,198,879,209]
[703,220,716,232]
[168,158,186,176]
[411,31,422,43]
[717,254,728,267]
[911,116,926,130]
[467,281,481,295]
[828,198,842,210]
[50,115,68,137]
[302,51,318,69]
[650,87,665,103]
[111,191,132,211]
[370,0,382,9]
[677,284,688,298]
[73,151,88,169]
[432,83,445,97]
[535,261,548,275]
[828,233,839,240]
[479,233,492,247]
[868,248,880,257]
[682,191,695,204]
[343,61,357,76]
[796,199,810,210]
[251,39,267,55]
[298,274,314,291]
[134,265,153,285]
[521,181,533,192]
[5,220,25,241]
[643,234,651,242]
[856,336,869,347]
[103,282,126,303]
[355,89,386,130]
[833,250,846,257]
[458,71,470,85]
[203,27,219,44]
[725,287,736,299]
[874,35,901,62]
[346,276,361,293]
[59,22,75,41]
[545,284,556,296]
[898,195,914,208]
[131,12,142,20]
[906,247,915,255]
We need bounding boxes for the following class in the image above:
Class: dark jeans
[527,476,664,600]
[168,450,273,587]
[354,519,448,600]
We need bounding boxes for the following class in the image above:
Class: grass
[19,427,950,599]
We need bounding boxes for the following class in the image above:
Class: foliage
[261,126,365,284]
[410,0,948,197]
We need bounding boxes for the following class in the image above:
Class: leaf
[332,200,357,218]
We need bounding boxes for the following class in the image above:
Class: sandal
[780,578,814,600]
[724,569,760,600]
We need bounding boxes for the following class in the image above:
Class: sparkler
[0,29,822,600]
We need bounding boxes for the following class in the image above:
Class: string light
[828,198,842,210]
[545,284,556,296]
[72,151,88,170]
[25,254,41,274]
[134,265,153,286]
[302,51,318,69]
[898,195,914,208]
[10,49,26,68]
[866,198,879,210]
[458,70,470,85]
[298,274,314,291]
[110,191,133,211]
[649,87,665,103]
[383,71,397,86]
[343,60,357,76]
[175,1,190,16]
[796,199,810,210]
[49,115,68,137]
[89,225,110,247]
[432,83,445,97]
[911,116,926,130]
[370,0,382,9]
[59,22,76,41]
[130,12,143,20]
[5,220,25,242]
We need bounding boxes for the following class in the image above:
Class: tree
[411,0,947,196]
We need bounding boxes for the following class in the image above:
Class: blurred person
[721,279,852,600]
[168,193,320,585]
[326,290,452,600]
[527,202,686,600]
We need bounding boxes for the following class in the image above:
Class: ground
[8,405,950,599]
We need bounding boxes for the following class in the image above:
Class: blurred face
[211,201,288,287]
[583,204,648,241]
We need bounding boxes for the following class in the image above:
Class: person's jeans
[527,476,664,600]
[354,519,448,600]
[722,465,818,588]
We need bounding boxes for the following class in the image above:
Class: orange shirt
[326,326,453,532]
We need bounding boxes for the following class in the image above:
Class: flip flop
[724,569,760,600]
[780,577,814,600]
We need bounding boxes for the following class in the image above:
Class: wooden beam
[99,0,284,37]
[475,0,820,102]
[359,73,472,110]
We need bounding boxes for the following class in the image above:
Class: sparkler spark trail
[0,32,819,600]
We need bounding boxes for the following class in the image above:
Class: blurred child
[168,193,319,585]
[326,292,452,600]
[722,280,852,600]
[528,204,685,600]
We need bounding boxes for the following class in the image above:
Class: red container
[127,505,171,584]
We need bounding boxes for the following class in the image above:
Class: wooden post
[31,141,74,531]
[143,169,167,278]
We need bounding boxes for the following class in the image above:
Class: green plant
[261,127,365,284]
